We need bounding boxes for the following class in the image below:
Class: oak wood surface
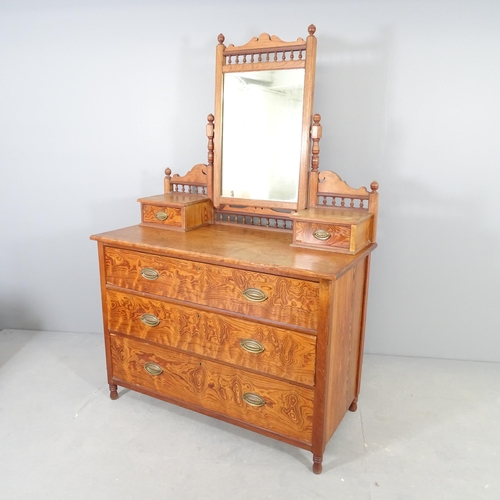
[222,60,306,73]
[90,23,379,475]
[346,257,368,410]
[91,224,376,281]
[106,289,317,386]
[104,247,320,330]
[324,266,355,442]
[141,204,182,227]
[224,32,307,53]
[293,221,351,249]
[138,193,209,207]
[184,200,213,228]
[110,334,314,443]
[292,207,373,224]
[213,25,317,212]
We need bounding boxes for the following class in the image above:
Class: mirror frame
[212,26,317,212]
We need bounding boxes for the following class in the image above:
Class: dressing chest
[91,25,379,474]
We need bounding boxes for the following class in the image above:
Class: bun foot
[349,397,358,412]
[313,455,323,474]
[109,384,118,400]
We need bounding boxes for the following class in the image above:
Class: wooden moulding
[164,163,210,196]
[224,32,307,55]
[138,193,213,232]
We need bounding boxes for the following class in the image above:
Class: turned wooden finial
[165,168,171,178]
[206,114,215,168]
[218,33,225,44]
[310,114,322,173]
[308,24,316,36]
[370,181,379,192]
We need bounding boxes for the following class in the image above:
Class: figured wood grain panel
[104,247,319,330]
[294,221,350,249]
[110,334,314,443]
[142,205,182,227]
[106,290,316,385]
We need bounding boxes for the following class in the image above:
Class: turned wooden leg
[312,455,323,474]
[349,396,358,412]
[109,384,118,400]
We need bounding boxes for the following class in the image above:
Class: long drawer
[104,247,319,330]
[106,289,316,386]
[110,334,314,443]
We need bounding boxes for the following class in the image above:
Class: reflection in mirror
[221,69,305,203]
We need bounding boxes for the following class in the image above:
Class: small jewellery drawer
[291,208,373,254]
[294,221,351,250]
[106,290,317,386]
[110,334,314,443]
[141,204,182,227]
[104,247,319,330]
[138,193,213,231]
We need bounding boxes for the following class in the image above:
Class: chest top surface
[91,224,375,281]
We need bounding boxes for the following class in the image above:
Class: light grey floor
[0,329,498,500]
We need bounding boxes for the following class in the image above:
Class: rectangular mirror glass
[221,68,305,203]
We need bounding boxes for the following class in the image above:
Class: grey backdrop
[1,0,499,362]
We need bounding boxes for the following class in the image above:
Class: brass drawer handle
[313,229,331,241]
[243,392,266,407]
[140,267,159,280]
[242,288,268,303]
[140,314,160,327]
[155,211,168,221]
[240,339,265,354]
[144,362,163,376]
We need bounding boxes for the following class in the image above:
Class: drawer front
[110,334,314,443]
[107,290,316,386]
[104,247,319,330]
[294,221,350,249]
[142,204,182,227]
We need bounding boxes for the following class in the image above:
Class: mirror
[212,27,317,212]
[221,69,305,203]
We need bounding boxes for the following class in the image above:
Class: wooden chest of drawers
[91,224,375,473]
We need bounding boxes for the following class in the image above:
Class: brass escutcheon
[155,211,168,221]
[242,288,268,303]
[144,362,163,376]
[140,267,159,280]
[313,229,331,241]
[140,314,160,327]
[242,392,266,407]
[240,339,265,354]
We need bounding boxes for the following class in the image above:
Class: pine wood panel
[141,205,182,227]
[110,334,314,443]
[293,221,351,249]
[104,247,320,330]
[106,289,317,386]
[346,258,367,407]
[324,267,355,442]
[352,219,372,254]
[184,200,213,228]
[91,224,376,281]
